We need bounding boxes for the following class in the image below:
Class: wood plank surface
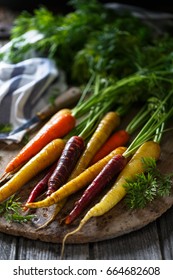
[2,204,173,260]
[0,232,17,260]
[0,218,168,260]
[157,207,173,259]
[92,222,162,260]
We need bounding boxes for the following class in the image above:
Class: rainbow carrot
[4,109,75,175]
[90,130,130,165]
[61,141,161,256]
[25,146,126,209]
[65,153,127,224]
[25,162,57,206]
[90,104,151,165]
[47,136,85,196]
[69,111,120,180]
[0,139,65,203]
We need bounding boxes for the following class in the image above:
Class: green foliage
[0,123,12,133]
[0,0,154,84]
[72,14,153,83]
[1,0,173,140]
[0,195,35,223]
[124,157,172,209]
[1,0,173,87]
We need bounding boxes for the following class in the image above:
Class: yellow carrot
[69,111,120,179]
[60,141,160,256]
[25,146,127,208]
[0,139,65,203]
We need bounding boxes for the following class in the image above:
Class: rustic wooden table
[0,6,173,261]
[1,206,173,260]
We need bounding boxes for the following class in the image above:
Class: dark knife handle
[37,87,81,120]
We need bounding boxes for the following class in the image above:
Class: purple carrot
[24,162,57,210]
[65,154,127,224]
[46,136,85,196]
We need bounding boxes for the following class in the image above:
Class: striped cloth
[0,57,67,144]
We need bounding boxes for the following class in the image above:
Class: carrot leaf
[124,157,172,209]
[0,123,12,133]
[0,195,36,223]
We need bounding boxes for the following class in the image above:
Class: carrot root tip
[0,172,9,183]
[64,216,71,225]
[61,227,80,259]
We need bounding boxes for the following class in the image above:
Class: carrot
[90,130,130,165]
[47,136,85,196]
[24,136,84,211]
[90,104,152,165]
[61,141,161,254]
[4,109,75,175]
[65,153,127,224]
[61,94,173,256]
[25,162,57,206]
[25,146,127,209]
[25,136,84,223]
[69,111,120,180]
[0,139,65,203]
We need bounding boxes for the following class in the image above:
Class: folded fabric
[0,57,67,144]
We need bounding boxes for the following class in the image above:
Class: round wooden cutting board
[0,127,173,244]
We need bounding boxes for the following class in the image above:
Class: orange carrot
[4,109,75,174]
[90,129,130,165]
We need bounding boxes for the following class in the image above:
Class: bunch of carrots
[0,46,173,259]
[0,84,172,214]
[0,86,172,259]
[1,1,173,261]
